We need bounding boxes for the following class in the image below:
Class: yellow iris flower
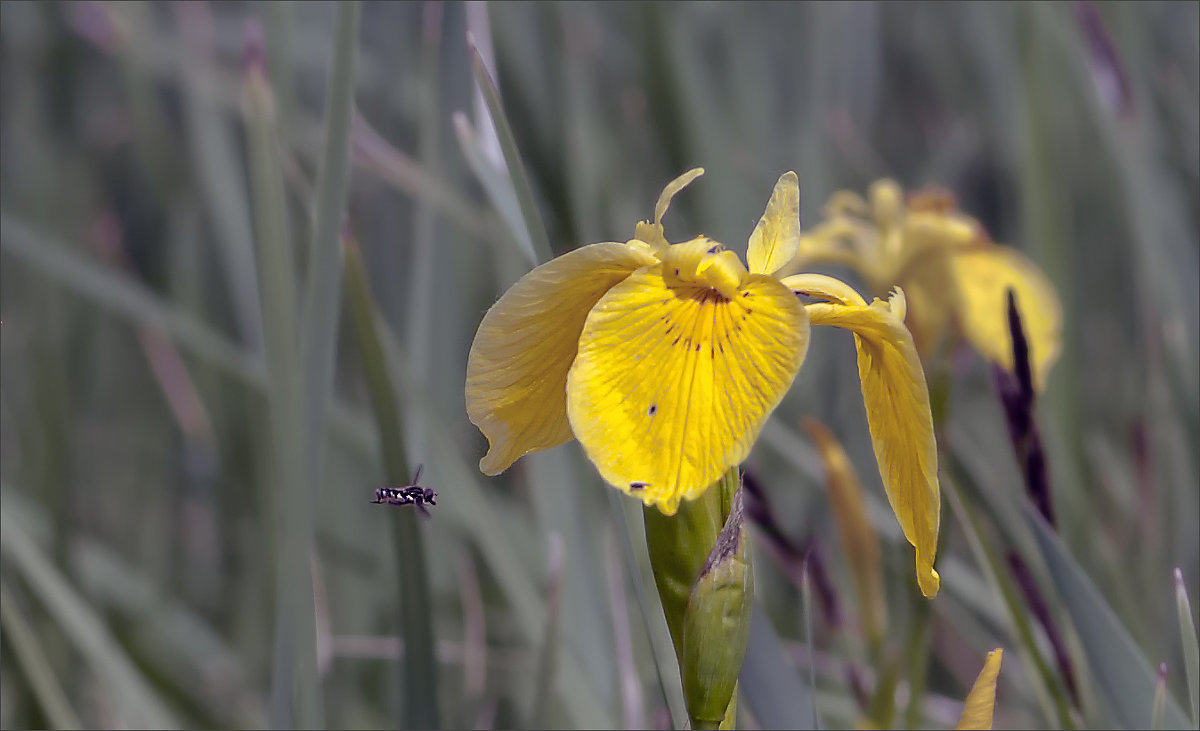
[784,181,1062,390]
[466,169,942,597]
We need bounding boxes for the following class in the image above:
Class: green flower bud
[681,488,753,729]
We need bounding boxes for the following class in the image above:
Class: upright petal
[747,172,801,276]
[466,242,658,474]
[952,247,1062,391]
[797,284,941,598]
[567,268,808,515]
[636,167,707,251]
[956,649,1004,730]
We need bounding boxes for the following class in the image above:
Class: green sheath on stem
[644,467,748,730]
[682,488,753,730]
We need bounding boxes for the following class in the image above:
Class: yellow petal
[804,288,941,598]
[956,648,1004,730]
[747,172,801,276]
[802,418,887,646]
[655,167,706,225]
[634,168,706,252]
[466,242,658,474]
[895,251,962,358]
[951,247,1062,391]
[567,267,808,515]
[779,272,867,307]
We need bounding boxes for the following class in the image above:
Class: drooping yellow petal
[802,418,887,647]
[566,265,809,515]
[747,172,800,276]
[956,648,1004,730]
[466,242,658,474]
[802,287,941,598]
[951,247,1062,391]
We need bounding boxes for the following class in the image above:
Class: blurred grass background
[0,1,1197,729]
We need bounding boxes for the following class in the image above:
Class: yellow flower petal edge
[956,648,1003,730]
[567,263,809,515]
[747,172,801,276]
[785,276,941,597]
[952,247,1062,391]
[466,242,658,474]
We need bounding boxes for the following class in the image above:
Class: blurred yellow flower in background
[785,181,1062,391]
[467,169,943,596]
[955,648,1004,730]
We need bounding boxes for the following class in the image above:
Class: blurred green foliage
[0,1,1196,729]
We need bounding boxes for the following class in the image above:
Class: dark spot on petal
[695,343,701,351]
[674,268,680,276]
[706,244,721,254]
[648,404,657,416]
[629,481,649,491]
[746,309,752,314]
[742,292,751,297]
[665,325,673,334]
[672,336,680,346]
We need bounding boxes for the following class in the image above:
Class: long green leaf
[344,238,438,730]
[739,604,818,730]
[1029,507,1191,729]
[467,32,554,265]
[1174,568,1199,726]
[0,504,179,729]
[0,581,83,730]
[244,45,319,728]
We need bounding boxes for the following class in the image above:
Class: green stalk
[244,48,318,729]
[467,35,554,265]
[943,472,1076,728]
[644,475,727,661]
[531,533,566,729]
[299,0,359,483]
[644,468,747,730]
[1175,569,1200,726]
[343,239,438,729]
[0,582,83,730]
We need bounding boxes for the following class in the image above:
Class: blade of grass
[243,43,320,728]
[174,2,263,350]
[294,2,361,719]
[604,525,647,730]
[343,236,438,730]
[298,0,359,484]
[452,111,535,288]
[800,560,820,729]
[1029,505,1191,729]
[531,532,566,729]
[942,469,1075,728]
[1174,569,1199,725]
[610,490,688,729]
[467,32,554,264]
[0,504,179,729]
[739,603,818,730]
[0,581,83,730]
